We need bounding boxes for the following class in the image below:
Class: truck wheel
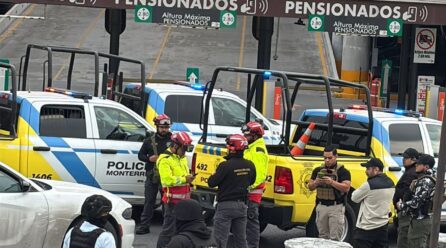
[305,203,356,243]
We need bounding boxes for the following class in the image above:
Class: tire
[305,203,356,242]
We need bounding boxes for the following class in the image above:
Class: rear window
[388,123,424,155]
[300,115,369,153]
[39,105,86,138]
[0,97,19,137]
[165,95,202,124]
[121,87,146,114]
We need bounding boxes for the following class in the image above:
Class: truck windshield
[426,124,441,157]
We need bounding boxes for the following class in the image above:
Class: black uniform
[393,164,417,209]
[137,132,171,233]
[208,153,256,248]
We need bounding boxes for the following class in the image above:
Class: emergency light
[263,71,272,80]
[190,83,205,91]
[45,87,92,99]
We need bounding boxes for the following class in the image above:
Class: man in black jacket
[167,199,217,248]
[393,148,419,248]
[136,114,172,235]
[208,134,256,248]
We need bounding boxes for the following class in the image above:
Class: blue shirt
[63,221,116,248]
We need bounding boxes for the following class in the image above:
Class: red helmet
[171,132,194,152]
[226,134,248,151]
[241,121,264,136]
[153,114,171,126]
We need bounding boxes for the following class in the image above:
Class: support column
[339,36,371,99]
[331,34,343,76]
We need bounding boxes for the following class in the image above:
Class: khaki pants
[408,218,431,248]
[316,203,345,241]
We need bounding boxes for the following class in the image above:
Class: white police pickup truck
[120,82,283,145]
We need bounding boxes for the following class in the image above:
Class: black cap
[402,148,420,159]
[361,158,384,170]
[416,154,436,168]
[174,199,203,221]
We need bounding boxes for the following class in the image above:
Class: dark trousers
[353,224,389,248]
[140,175,160,227]
[156,203,175,248]
[246,201,260,248]
[213,201,248,248]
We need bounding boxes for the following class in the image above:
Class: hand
[314,178,321,186]
[321,176,334,185]
[149,155,158,162]
[185,175,195,183]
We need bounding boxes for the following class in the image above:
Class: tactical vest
[316,165,344,201]
[410,175,436,216]
[69,223,105,248]
[178,231,217,248]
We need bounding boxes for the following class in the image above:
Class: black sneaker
[135,226,150,235]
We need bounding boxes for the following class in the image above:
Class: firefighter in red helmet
[156,131,195,248]
[208,134,256,248]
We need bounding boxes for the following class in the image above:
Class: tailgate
[192,144,227,188]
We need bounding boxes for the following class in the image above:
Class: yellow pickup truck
[191,67,443,241]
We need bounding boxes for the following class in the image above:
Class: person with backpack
[396,154,436,248]
[167,199,217,248]
[136,114,172,235]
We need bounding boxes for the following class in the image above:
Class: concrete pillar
[332,34,343,76]
[339,36,371,99]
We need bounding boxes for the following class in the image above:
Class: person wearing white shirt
[63,194,116,248]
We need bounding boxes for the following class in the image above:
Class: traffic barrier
[291,122,315,156]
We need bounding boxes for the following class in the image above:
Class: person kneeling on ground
[167,199,217,248]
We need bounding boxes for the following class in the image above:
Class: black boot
[135,225,150,235]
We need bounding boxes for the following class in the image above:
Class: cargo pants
[408,217,432,248]
[316,203,345,241]
[139,174,161,228]
[246,201,260,248]
[397,214,411,248]
[213,201,248,248]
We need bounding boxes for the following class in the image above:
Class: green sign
[386,19,403,37]
[220,11,237,28]
[187,68,199,83]
[308,15,325,32]
[380,59,393,97]
[134,6,152,23]
[0,59,9,91]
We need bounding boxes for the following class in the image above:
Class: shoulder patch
[256,147,266,153]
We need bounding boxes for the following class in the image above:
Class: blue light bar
[394,109,404,114]
[190,83,205,91]
[263,71,272,79]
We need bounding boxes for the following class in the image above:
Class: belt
[319,200,344,206]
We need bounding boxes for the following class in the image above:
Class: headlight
[122,207,133,220]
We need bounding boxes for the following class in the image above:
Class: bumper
[120,218,135,248]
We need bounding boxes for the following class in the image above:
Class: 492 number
[197,163,208,171]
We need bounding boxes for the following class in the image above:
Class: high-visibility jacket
[244,138,269,203]
[157,149,191,204]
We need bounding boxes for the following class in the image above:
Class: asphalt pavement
[131,207,398,248]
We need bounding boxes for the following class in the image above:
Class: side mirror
[21,180,32,192]
[388,166,402,172]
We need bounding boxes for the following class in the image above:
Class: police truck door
[28,102,97,185]
[90,103,149,202]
